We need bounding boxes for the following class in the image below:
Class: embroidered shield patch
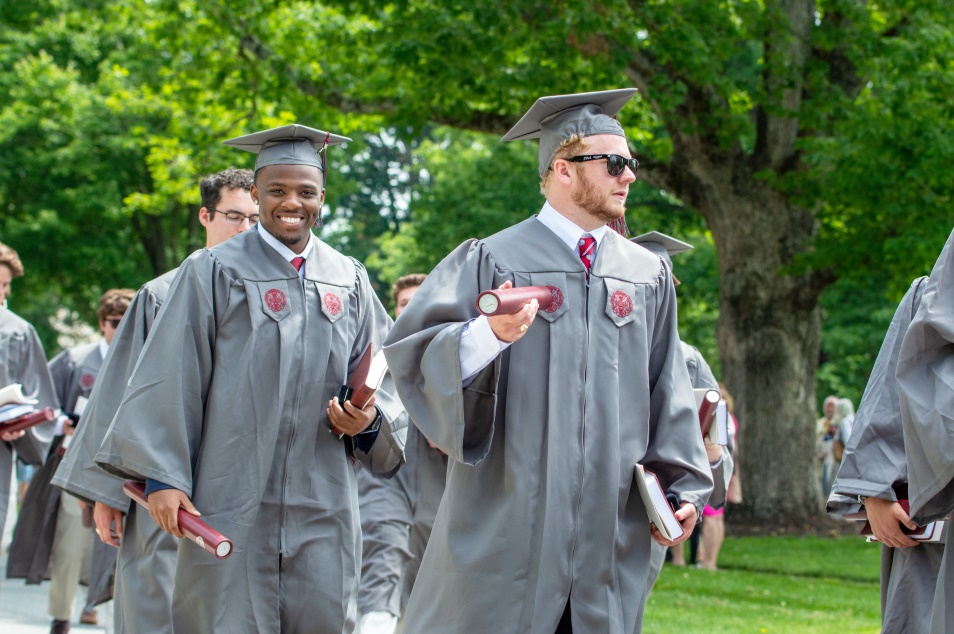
[264,289,288,313]
[323,293,343,316]
[545,285,564,314]
[80,373,95,389]
[610,290,633,318]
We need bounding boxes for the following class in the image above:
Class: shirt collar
[98,339,108,360]
[537,201,608,252]
[256,222,316,264]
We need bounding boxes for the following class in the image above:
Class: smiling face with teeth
[251,164,326,254]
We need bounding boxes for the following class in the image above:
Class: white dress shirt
[459,201,607,381]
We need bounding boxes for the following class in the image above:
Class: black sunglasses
[568,154,639,177]
[105,318,122,328]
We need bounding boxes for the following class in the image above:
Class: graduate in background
[355,273,446,634]
[52,167,257,634]
[384,90,712,633]
[0,241,58,546]
[630,231,732,578]
[895,228,954,633]
[95,125,407,633]
[9,289,133,633]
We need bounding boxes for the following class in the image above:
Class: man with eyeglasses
[9,289,133,633]
[384,89,713,633]
[51,167,255,634]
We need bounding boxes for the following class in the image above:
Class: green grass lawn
[642,535,882,633]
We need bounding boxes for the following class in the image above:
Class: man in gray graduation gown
[95,125,407,633]
[356,274,447,633]
[9,289,134,631]
[631,232,732,580]
[895,228,954,634]
[384,90,713,633]
[51,167,257,633]
[0,240,58,541]
[827,273,939,633]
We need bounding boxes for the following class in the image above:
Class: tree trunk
[665,150,825,520]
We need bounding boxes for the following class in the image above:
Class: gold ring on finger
[519,324,529,333]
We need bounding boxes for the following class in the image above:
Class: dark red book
[0,407,55,435]
[476,286,555,316]
[123,481,233,559]
[694,389,720,437]
[852,499,947,542]
[337,342,388,410]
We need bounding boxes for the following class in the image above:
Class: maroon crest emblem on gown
[610,290,633,318]
[545,285,564,314]
[324,293,343,316]
[80,373,95,389]
[264,289,287,313]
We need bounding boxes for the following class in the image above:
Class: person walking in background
[831,397,856,468]
[699,383,741,571]
[8,289,134,633]
[0,241,59,549]
[51,167,258,633]
[816,395,839,499]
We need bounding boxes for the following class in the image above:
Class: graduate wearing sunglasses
[385,89,713,634]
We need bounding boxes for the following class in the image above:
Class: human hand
[704,441,723,463]
[866,496,919,548]
[147,488,200,539]
[94,501,125,547]
[0,429,25,442]
[487,281,539,343]
[327,395,377,437]
[650,502,698,547]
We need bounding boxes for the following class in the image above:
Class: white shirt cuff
[459,316,511,382]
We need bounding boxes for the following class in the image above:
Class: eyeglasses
[209,209,260,225]
[105,318,123,328]
[568,154,639,177]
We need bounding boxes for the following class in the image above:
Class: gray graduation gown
[896,229,954,634]
[51,269,178,634]
[827,276,942,633]
[646,341,729,588]
[95,229,407,634]
[7,343,107,591]
[383,217,713,633]
[0,307,57,534]
[356,422,448,616]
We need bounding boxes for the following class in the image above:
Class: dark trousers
[555,600,572,633]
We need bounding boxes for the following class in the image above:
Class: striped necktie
[578,236,596,273]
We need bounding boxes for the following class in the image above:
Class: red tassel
[608,217,629,237]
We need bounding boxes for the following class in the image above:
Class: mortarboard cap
[501,88,638,177]
[223,124,351,173]
[630,231,693,269]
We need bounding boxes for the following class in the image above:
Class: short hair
[540,134,589,194]
[97,288,136,322]
[0,241,24,278]
[391,274,427,307]
[199,167,254,210]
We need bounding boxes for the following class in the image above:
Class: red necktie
[578,236,596,273]
[291,257,305,272]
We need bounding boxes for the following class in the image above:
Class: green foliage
[645,536,881,633]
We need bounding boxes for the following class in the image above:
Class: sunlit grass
[642,535,881,633]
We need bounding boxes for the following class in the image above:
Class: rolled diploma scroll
[0,407,55,434]
[123,480,233,559]
[476,286,554,316]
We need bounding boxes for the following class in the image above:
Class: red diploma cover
[337,342,389,410]
[0,407,55,434]
[476,286,554,316]
[123,480,233,559]
[697,390,720,437]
